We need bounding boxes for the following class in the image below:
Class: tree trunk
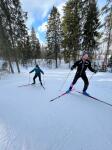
[69,61,71,69]
[55,50,58,68]
[14,49,20,73]
[35,59,37,65]
[15,58,20,73]
[104,28,111,71]
[8,58,14,73]
[104,7,112,71]
[55,58,58,68]
[69,54,71,69]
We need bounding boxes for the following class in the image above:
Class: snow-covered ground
[0,67,112,150]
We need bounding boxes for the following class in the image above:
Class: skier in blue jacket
[29,64,44,85]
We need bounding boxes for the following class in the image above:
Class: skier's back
[29,64,44,85]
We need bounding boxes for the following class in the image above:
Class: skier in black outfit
[29,64,44,86]
[67,52,97,95]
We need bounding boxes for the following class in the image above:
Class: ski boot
[66,86,73,93]
[83,91,90,96]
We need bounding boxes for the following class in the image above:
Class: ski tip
[82,91,90,97]
[66,90,70,93]
[50,100,53,102]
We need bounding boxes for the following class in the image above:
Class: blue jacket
[30,67,44,75]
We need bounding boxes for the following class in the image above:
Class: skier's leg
[69,74,80,91]
[33,74,38,84]
[38,74,43,86]
[81,74,89,92]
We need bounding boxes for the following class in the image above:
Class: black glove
[71,66,74,70]
[94,70,97,73]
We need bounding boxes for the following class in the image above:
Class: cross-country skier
[29,64,44,86]
[67,52,97,95]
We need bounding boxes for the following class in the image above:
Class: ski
[18,83,32,87]
[76,90,100,101]
[50,91,70,102]
[18,83,39,87]
[72,90,112,107]
[18,83,45,90]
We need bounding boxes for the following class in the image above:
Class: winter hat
[82,51,89,56]
[36,64,39,68]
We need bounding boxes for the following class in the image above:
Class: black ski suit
[70,59,96,92]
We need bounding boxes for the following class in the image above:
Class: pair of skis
[50,89,112,108]
[50,89,90,102]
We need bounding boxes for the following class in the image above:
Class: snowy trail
[0,69,112,150]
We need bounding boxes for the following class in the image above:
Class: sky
[20,0,106,45]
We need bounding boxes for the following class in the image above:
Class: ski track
[0,69,112,150]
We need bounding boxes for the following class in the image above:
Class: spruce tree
[102,0,112,69]
[62,0,82,63]
[30,27,41,64]
[0,0,29,73]
[0,14,14,73]
[46,6,62,68]
[83,0,101,59]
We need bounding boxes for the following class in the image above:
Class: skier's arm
[88,62,97,73]
[71,61,79,70]
[29,69,35,73]
[40,69,44,75]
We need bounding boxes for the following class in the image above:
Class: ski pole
[28,73,31,84]
[59,70,71,92]
[89,73,95,82]
[43,74,45,86]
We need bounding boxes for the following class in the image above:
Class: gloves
[71,66,74,70]
[94,70,97,73]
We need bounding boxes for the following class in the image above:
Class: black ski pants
[33,73,42,85]
[72,73,89,92]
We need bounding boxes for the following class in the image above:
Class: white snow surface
[0,67,112,150]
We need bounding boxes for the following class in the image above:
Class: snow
[0,68,112,150]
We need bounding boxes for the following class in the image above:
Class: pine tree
[0,14,14,73]
[0,0,14,73]
[18,36,32,66]
[62,0,82,64]
[0,0,29,73]
[83,0,101,59]
[46,6,62,68]
[30,27,41,64]
[102,0,112,70]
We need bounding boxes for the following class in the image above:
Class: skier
[67,52,97,95]
[29,64,44,86]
